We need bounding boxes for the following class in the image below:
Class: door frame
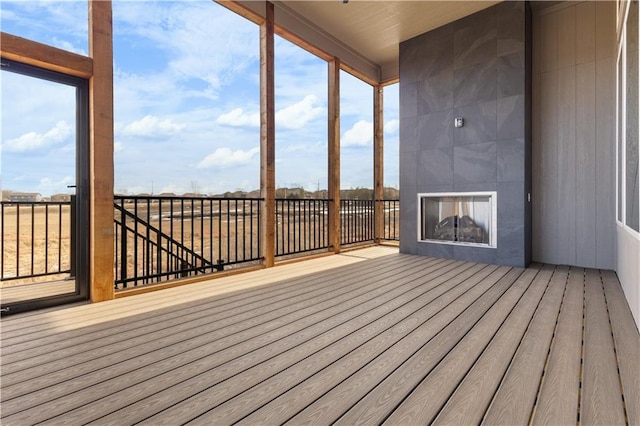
[1,58,90,315]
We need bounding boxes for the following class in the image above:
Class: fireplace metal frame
[417,191,498,248]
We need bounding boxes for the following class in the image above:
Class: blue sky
[1,0,398,196]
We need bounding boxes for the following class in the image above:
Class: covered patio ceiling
[232,0,501,83]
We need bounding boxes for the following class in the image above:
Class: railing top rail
[275,198,329,202]
[1,200,71,206]
[114,195,264,202]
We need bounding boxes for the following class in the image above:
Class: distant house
[50,194,72,202]
[9,192,42,202]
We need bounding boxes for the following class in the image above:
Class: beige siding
[533,1,616,269]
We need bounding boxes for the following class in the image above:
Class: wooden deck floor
[0,279,76,304]
[1,246,638,425]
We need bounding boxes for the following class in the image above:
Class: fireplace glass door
[419,192,496,247]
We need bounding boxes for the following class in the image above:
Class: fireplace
[418,192,497,248]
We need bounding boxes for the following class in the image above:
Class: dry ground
[1,205,71,287]
[2,201,399,290]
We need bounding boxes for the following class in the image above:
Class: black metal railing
[381,199,400,241]
[1,195,399,289]
[1,200,73,281]
[340,199,375,246]
[275,198,329,257]
[114,196,261,289]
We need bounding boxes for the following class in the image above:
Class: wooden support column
[260,1,275,267]
[374,84,384,243]
[89,0,115,302]
[328,58,341,253]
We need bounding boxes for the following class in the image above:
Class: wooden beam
[221,1,378,85]
[115,265,265,299]
[380,76,400,87]
[260,1,276,267]
[328,57,341,253]
[0,32,93,79]
[89,0,115,302]
[275,26,333,62]
[340,61,379,87]
[374,84,384,243]
[215,0,265,25]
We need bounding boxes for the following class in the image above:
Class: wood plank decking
[1,246,638,425]
[0,279,76,304]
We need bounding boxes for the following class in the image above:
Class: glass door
[1,59,89,315]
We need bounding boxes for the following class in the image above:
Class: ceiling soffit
[228,1,501,84]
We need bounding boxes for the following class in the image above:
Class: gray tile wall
[399,1,532,267]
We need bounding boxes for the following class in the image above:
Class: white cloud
[1,1,88,50]
[384,119,399,134]
[197,147,260,169]
[216,108,260,127]
[2,1,378,195]
[342,120,373,147]
[113,1,258,91]
[38,175,74,195]
[281,140,325,154]
[340,71,374,118]
[122,115,185,137]
[216,95,324,130]
[276,95,324,130]
[3,120,72,152]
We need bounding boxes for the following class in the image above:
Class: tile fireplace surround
[399,1,532,267]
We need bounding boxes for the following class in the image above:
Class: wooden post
[260,1,275,267]
[374,84,384,243]
[328,58,341,253]
[88,0,115,302]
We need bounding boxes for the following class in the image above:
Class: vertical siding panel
[576,2,596,64]
[540,70,559,264]
[536,9,558,264]
[576,61,597,267]
[595,58,616,269]
[596,1,616,60]
[540,12,558,73]
[594,0,616,270]
[595,0,617,266]
[558,7,577,69]
[534,3,616,268]
[557,66,577,266]
[532,13,543,261]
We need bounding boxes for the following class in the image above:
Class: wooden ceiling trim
[340,61,378,87]
[275,26,333,63]
[381,76,400,87]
